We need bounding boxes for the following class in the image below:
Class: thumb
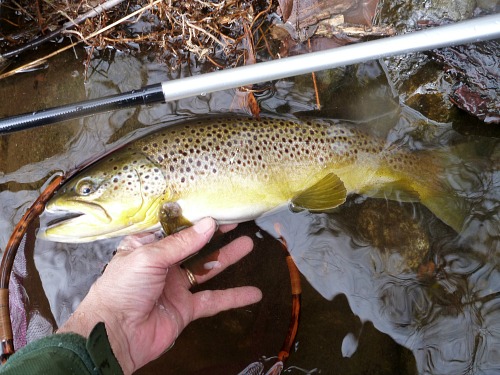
[144,217,217,267]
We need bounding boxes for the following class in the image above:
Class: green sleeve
[0,322,123,375]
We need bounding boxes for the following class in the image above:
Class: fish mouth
[45,211,84,228]
[38,201,114,242]
[45,200,112,223]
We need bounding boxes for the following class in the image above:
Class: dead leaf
[229,20,261,118]
[287,0,356,28]
[277,0,293,22]
[344,0,379,26]
[247,91,261,118]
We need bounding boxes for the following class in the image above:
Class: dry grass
[0,0,276,70]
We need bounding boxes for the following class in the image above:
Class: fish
[39,116,471,243]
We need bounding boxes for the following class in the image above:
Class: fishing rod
[0,13,499,134]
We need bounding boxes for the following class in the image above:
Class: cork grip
[0,288,13,363]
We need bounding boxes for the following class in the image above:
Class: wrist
[58,287,135,374]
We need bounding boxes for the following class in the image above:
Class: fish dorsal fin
[290,173,347,212]
[360,180,420,202]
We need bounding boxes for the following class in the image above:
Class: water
[1,35,499,375]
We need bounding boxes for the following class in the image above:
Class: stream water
[0,7,499,374]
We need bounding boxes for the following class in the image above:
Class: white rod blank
[161,14,500,100]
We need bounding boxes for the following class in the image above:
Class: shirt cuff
[0,322,123,375]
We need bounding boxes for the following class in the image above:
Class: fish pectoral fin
[290,173,347,213]
[159,202,192,235]
[360,180,421,202]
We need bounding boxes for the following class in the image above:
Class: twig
[0,0,127,63]
[194,0,225,10]
[307,39,321,110]
[206,23,236,44]
[0,0,163,80]
[0,18,19,28]
[250,0,273,30]
[60,0,126,28]
[35,0,45,32]
[205,54,225,68]
[10,0,36,22]
[256,24,275,58]
[183,15,226,48]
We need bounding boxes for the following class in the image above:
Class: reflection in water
[33,239,120,325]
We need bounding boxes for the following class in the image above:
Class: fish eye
[75,180,96,196]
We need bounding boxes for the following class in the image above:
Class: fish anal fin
[290,173,347,213]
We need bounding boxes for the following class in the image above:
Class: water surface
[0,36,499,375]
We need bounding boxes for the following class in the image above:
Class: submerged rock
[354,199,431,273]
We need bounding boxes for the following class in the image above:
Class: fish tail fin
[418,140,498,234]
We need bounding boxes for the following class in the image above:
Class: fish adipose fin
[290,173,347,212]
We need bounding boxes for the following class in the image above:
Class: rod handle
[0,288,14,363]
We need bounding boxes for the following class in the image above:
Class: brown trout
[39,116,467,242]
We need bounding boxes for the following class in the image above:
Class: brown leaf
[228,20,260,118]
[277,0,294,22]
[286,0,356,31]
[230,89,261,118]
[344,0,379,26]
[246,91,261,118]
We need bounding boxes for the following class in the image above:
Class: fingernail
[193,217,215,235]
[203,261,222,270]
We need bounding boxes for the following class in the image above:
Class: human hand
[58,217,262,374]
